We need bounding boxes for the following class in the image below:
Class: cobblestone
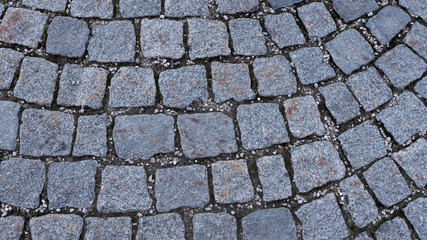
[136,213,185,240]
[415,76,427,99]
[0,101,20,151]
[73,114,107,157]
[0,4,3,15]
[297,2,336,39]
[404,197,427,239]
[70,0,114,19]
[375,217,412,240]
[354,233,374,240]
[0,216,24,240]
[267,0,301,9]
[229,18,267,56]
[120,0,161,18]
[404,22,427,59]
[400,0,427,21]
[0,48,24,90]
[164,0,209,17]
[264,13,305,48]
[216,0,259,14]
[85,217,132,240]
[332,0,378,22]
[23,0,66,12]
[193,213,237,240]
[30,214,83,240]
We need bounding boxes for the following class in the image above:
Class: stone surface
[264,13,305,48]
[0,48,24,90]
[267,0,301,8]
[332,0,378,22]
[30,214,83,240]
[85,217,132,240]
[0,101,20,151]
[164,0,209,17]
[415,77,427,99]
[136,213,185,240]
[400,0,427,21]
[193,213,237,240]
[23,0,66,12]
[404,22,427,59]
[229,18,267,56]
[0,4,3,15]
[298,2,336,39]
[0,216,24,240]
[120,0,161,17]
[216,0,259,14]
[354,233,374,240]
[404,197,427,239]
[70,0,113,19]
[73,115,107,157]
[375,217,412,240]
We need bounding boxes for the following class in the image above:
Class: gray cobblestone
[0,4,3,15]
[73,115,107,157]
[400,0,427,21]
[30,214,83,240]
[404,22,427,59]
[404,197,427,239]
[23,0,66,12]
[164,0,209,17]
[298,2,336,39]
[0,101,20,151]
[415,76,427,99]
[229,18,267,56]
[136,213,185,240]
[120,0,161,18]
[267,0,301,9]
[375,217,412,240]
[0,216,24,240]
[354,233,374,240]
[193,213,237,240]
[332,0,378,22]
[85,217,132,240]
[216,0,259,14]
[0,48,24,90]
[264,13,305,48]
[70,0,113,19]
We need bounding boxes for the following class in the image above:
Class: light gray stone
[400,0,427,21]
[264,13,305,48]
[164,0,209,17]
[354,233,374,240]
[415,77,427,99]
[332,0,378,22]
[267,0,302,9]
[73,115,107,157]
[0,101,20,151]
[136,213,185,240]
[404,22,427,59]
[375,217,412,240]
[120,0,161,17]
[85,217,132,240]
[0,216,24,240]
[257,155,292,202]
[0,48,24,90]
[298,2,337,38]
[216,0,259,14]
[70,0,114,19]
[23,0,67,12]
[404,197,427,239]
[229,18,266,56]
[193,213,237,240]
[30,214,83,240]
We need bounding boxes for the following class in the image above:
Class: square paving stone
[339,176,377,227]
[0,216,24,240]
[0,48,24,90]
[375,45,426,89]
[375,217,412,240]
[229,18,267,56]
[120,0,161,17]
[88,21,135,62]
[256,155,292,202]
[70,0,113,19]
[0,101,20,151]
[338,121,387,169]
[377,92,427,145]
[237,103,289,150]
[264,13,305,48]
[242,208,296,240]
[296,193,349,240]
[48,160,97,209]
[158,65,208,108]
[363,157,411,206]
[400,0,427,21]
[392,138,427,188]
[415,77,427,99]
[404,22,427,59]
[14,57,58,106]
[283,96,325,138]
[0,8,48,48]
[404,198,427,239]
[187,19,230,59]
[253,55,297,97]
[73,115,107,157]
[155,165,209,211]
[85,217,132,240]
[291,141,346,192]
[136,213,185,240]
[23,0,67,12]
[97,166,152,213]
[113,114,175,159]
[212,160,254,204]
[178,112,237,159]
[319,82,360,124]
[0,158,45,208]
[140,19,184,59]
[30,214,83,240]
[193,213,237,240]
[326,29,374,74]
[216,0,259,14]
[46,16,89,58]
[57,64,109,109]
[332,0,378,22]
[346,67,392,112]
[298,2,336,39]
[20,109,74,157]
[109,67,156,108]
[290,47,336,85]
[211,62,255,103]
[164,0,209,17]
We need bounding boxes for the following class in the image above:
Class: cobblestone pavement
[0,0,426,239]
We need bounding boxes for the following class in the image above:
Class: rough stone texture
[187,19,230,59]
[339,176,377,227]
[120,0,161,18]
[0,48,24,90]
[332,0,378,22]
[264,13,305,48]
[178,113,237,159]
[155,165,209,211]
[290,47,336,85]
[415,76,427,99]
[20,109,74,157]
[73,115,107,157]
[14,57,58,106]
[283,96,325,138]
[88,21,135,62]
[113,114,175,159]
[354,233,374,240]
[229,18,267,56]
[364,157,411,206]
[30,214,83,240]
[140,19,184,59]
[164,0,209,17]
[267,0,302,9]
[298,2,337,39]
[338,121,387,169]
[0,216,24,240]
[70,0,113,19]
[404,22,427,59]
[404,197,427,239]
[85,217,132,240]
[0,101,20,151]
[216,0,259,14]
[23,0,66,12]
[0,8,48,48]
[57,64,109,109]
[46,16,89,58]
[375,217,412,240]
[0,4,3,15]
[193,213,237,240]
[47,160,97,209]
[253,55,297,97]
[296,193,349,240]
[0,158,45,208]
[256,155,292,202]
[211,62,255,103]
[377,92,427,145]
[97,166,152,213]
[346,67,392,112]
[375,45,426,89]
[319,82,360,124]
[212,160,254,204]
[242,208,296,240]
[136,213,185,240]
[400,0,427,21]
[109,67,156,108]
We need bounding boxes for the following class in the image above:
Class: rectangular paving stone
[404,198,427,240]
[264,13,305,48]
[0,101,20,151]
[97,166,152,213]
[400,0,427,21]
[216,0,259,14]
[85,217,132,240]
[155,165,209,211]
[136,213,185,240]
[0,216,24,240]
[267,0,301,8]
[0,48,24,90]
[73,115,107,157]
[229,18,267,56]
[0,8,48,48]
[212,160,254,204]
[164,0,209,17]
[14,57,58,106]
[30,214,83,240]
[237,103,289,150]
[404,22,427,59]
[70,0,113,19]
[22,0,67,12]
[332,0,378,22]
[178,112,237,159]
[375,217,412,240]
[20,109,74,157]
[113,114,175,159]
[415,77,427,99]
[0,158,45,209]
[298,2,336,39]
[140,19,184,59]
[57,64,109,109]
[48,160,97,209]
[193,213,237,240]
[120,0,161,17]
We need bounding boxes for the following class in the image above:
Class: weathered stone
[375,217,412,240]
[298,2,336,39]
[404,22,427,59]
[136,213,185,240]
[0,216,24,240]
[229,18,267,56]
[0,4,3,15]
[193,213,237,240]
[0,101,20,151]
[264,13,305,48]
[23,0,66,12]
[415,77,427,99]
[120,0,161,17]
[404,197,427,239]
[354,233,374,240]
[400,0,427,21]
[85,217,132,240]
[367,6,410,45]
[216,0,259,14]
[332,0,378,22]
[30,214,83,240]
[0,48,24,90]
[164,0,209,17]
[267,0,302,9]
[70,0,114,19]
[73,115,107,157]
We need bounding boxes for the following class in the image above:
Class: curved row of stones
[0,0,426,239]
